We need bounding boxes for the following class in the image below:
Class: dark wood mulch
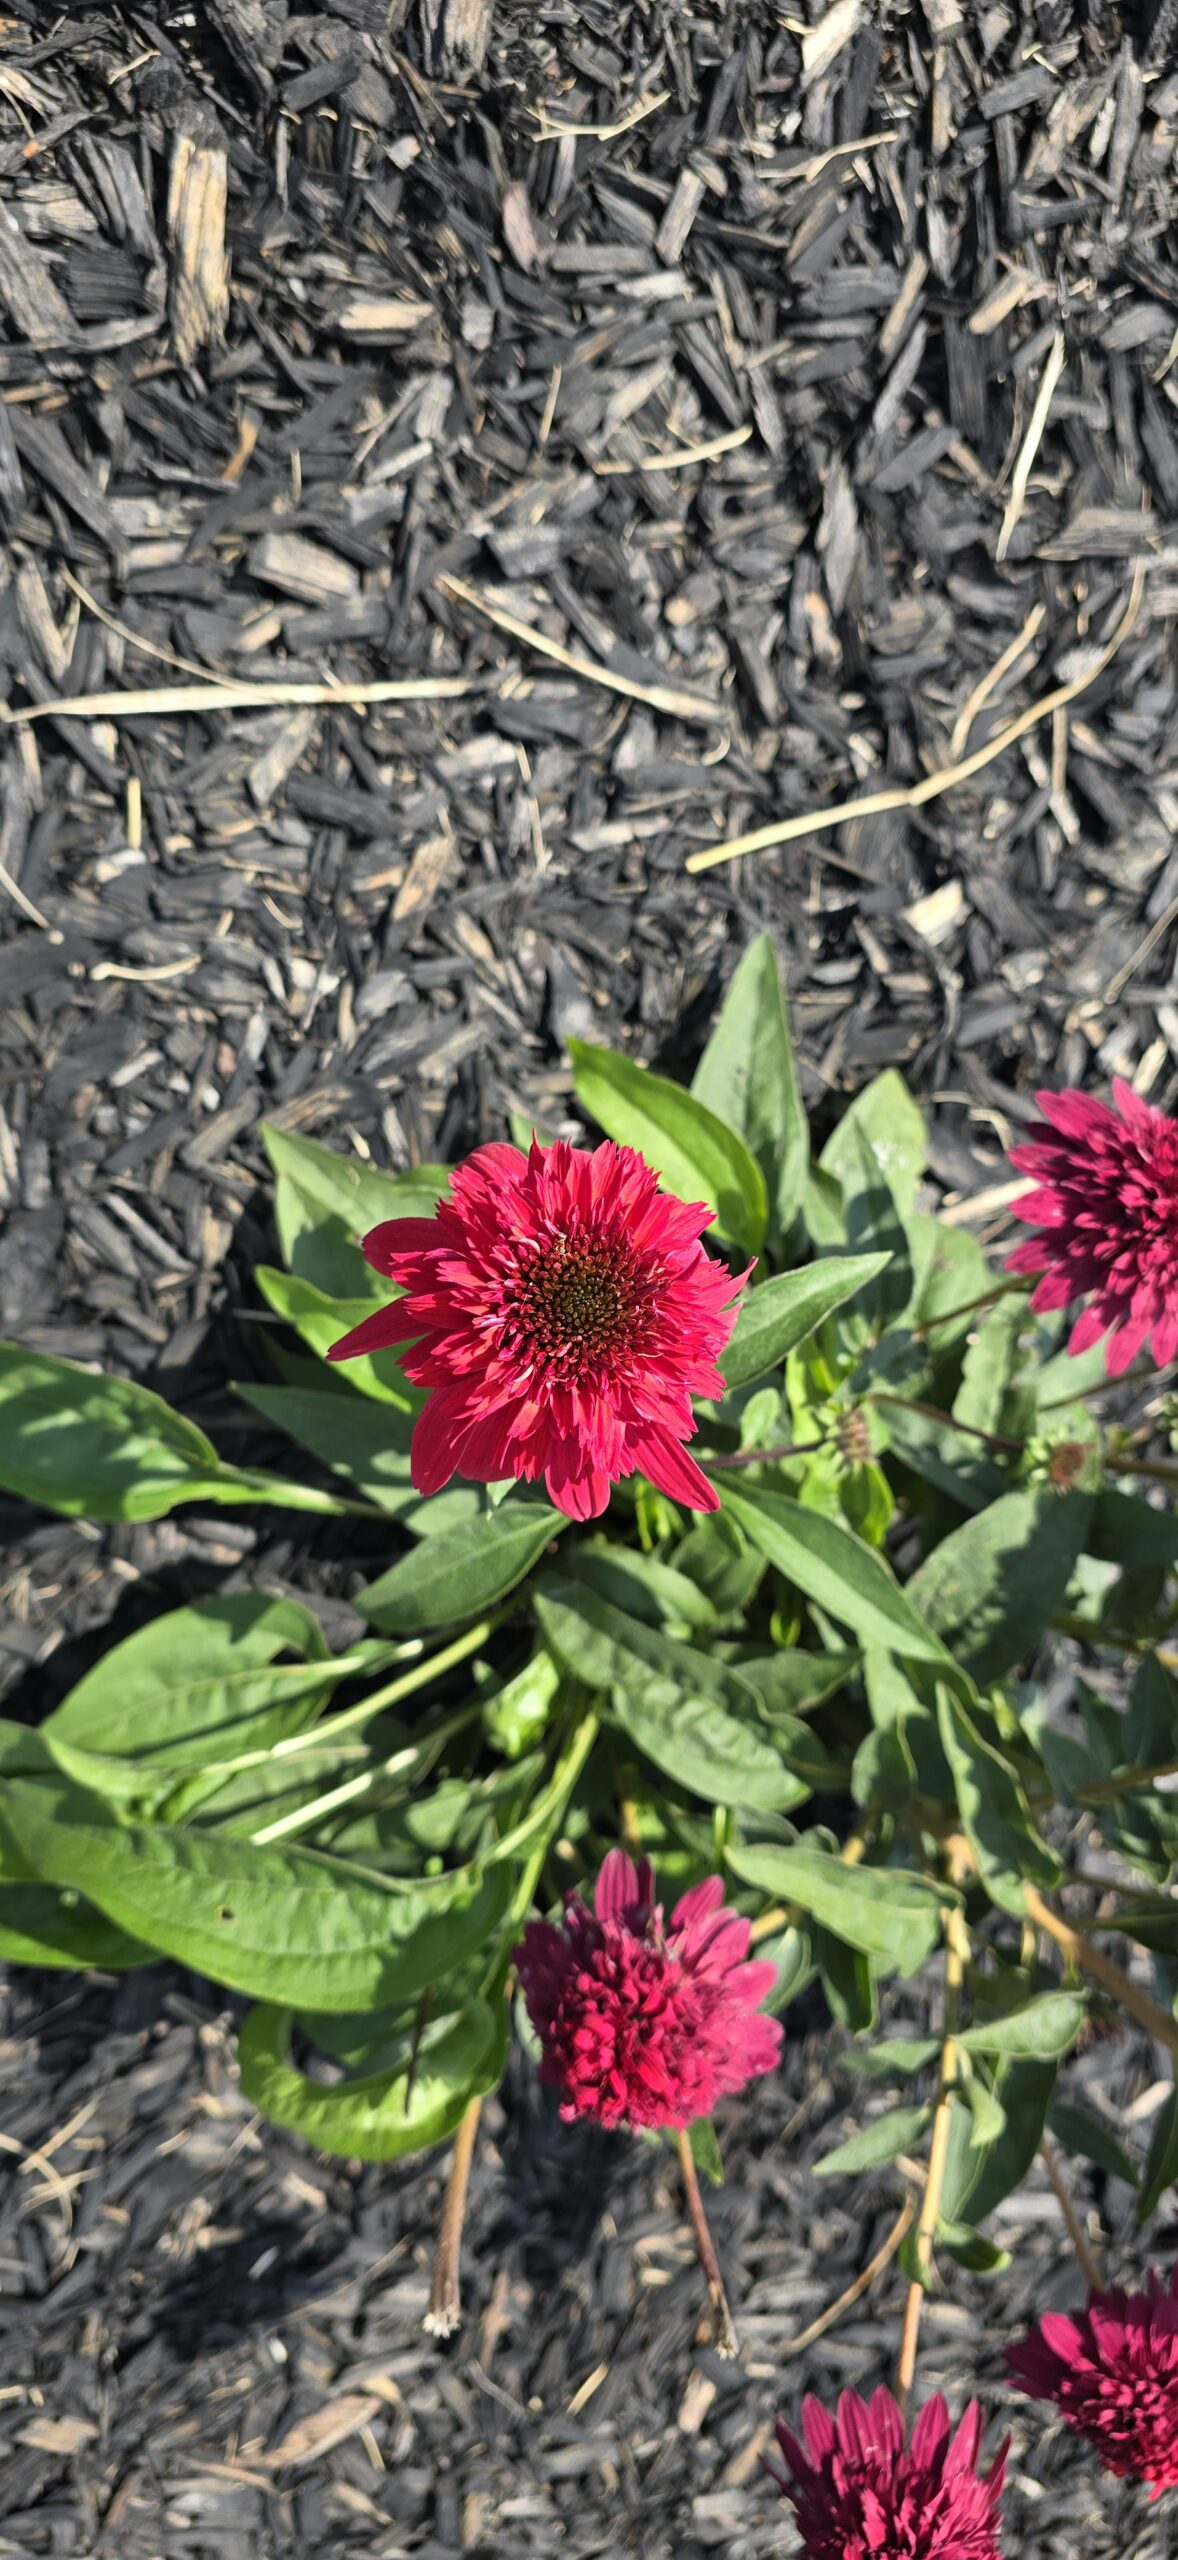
[1,3,1178,2551]
[2,0,1178,1687]
[0,1960,1167,2560]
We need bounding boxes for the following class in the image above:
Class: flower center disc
[513,1242,635,1364]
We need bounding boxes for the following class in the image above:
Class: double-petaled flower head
[1007,2265,1178,2496]
[771,2388,1007,2559]
[1008,1081,1178,1375]
[328,1136,748,1521]
[513,1849,782,2130]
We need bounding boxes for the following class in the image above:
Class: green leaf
[814,2103,932,2178]
[1139,2086,1178,2224]
[720,1256,891,1392]
[261,1123,449,1299]
[957,1992,1085,2058]
[1087,1488,1178,1573]
[563,1543,716,1633]
[568,1037,768,1258]
[936,2219,1010,2274]
[748,1649,860,1718]
[823,1124,919,1325]
[534,1576,760,1712]
[687,2117,724,2186]
[844,2036,940,2081]
[820,1071,926,1215]
[691,934,809,1245]
[254,1267,413,1403]
[719,1481,947,1662]
[946,2059,1057,2227]
[672,1516,766,1615]
[1125,1652,1178,1769]
[908,1219,993,1330]
[5,1776,513,2010]
[873,1397,1006,1514]
[0,1342,226,1522]
[962,2072,1007,2149]
[1047,2099,1138,2190]
[935,1686,1060,1917]
[45,1594,333,1765]
[726,1842,947,1974]
[238,1996,503,2162]
[815,1925,876,2032]
[235,1381,484,1534]
[953,1300,1028,1439]
[480,1650,562,1759]
[609,1684,809,1813]
[0,1819,152,1969]
[907,1490,1093,1684]
[358,1502,564,1631]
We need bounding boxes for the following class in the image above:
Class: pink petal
[629,1426,718,1512]
[327,1302,417,1363]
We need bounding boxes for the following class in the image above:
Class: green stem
[197,1617,504,1793]
[248,1701,483,1845]
[501,1703,600,1922]
[702,1436,831,1471]
[909,1275,1025,1338]
[270,1615,503,1760]
[213,1465,390,1519]
[864,1390,1024,1453]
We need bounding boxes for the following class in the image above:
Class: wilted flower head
[1006,2266,1178,2495]
[513,1849,782,2130]
[327,1136,747,1520]
[1007,1081,1178,1375]
[771,2388,1007,2559]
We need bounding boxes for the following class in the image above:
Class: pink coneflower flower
[513,1849,782,2130]
[327,1136,747,1520]
[1007,1081,1178,1375]
[770,2388,1008,2559]
[1006,2266,1178,2494]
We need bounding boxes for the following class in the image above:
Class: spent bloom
[770,2388,1007,2560]
[1006,2265,1178,2495]
[327,1136,747,1520]
[513,1848,782,2130]
[1007,1081,1178,1375]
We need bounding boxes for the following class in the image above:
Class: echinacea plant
[5,934,1178,2541]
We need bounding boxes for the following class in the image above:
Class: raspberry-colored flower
[1007,1081,1178,1375]
[327,1136,747,1520]
[513,1849,782,2129]
[1006,2266,1178,2494]
[770,2388,1007,2559]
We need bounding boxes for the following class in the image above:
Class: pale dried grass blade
[439,574,720,722]
[0,674,479,727]
[996,327,1066,563]
[685,557,1147,875]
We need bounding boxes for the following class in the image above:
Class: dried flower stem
[1039,2135,1103,2290]
[896,1902,970,2412]
[782,2196,916,2360]
[424,2095,483,2338]
[1023,1884,1178,2068]
[676,2127,739,2359]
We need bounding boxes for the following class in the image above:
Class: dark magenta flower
[1006,2266,1178,2495]
[770,2388,1007,2559]
[327,1137,747,1520]
[513,1849,782,2130]
[1007,1081,1178,1375]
